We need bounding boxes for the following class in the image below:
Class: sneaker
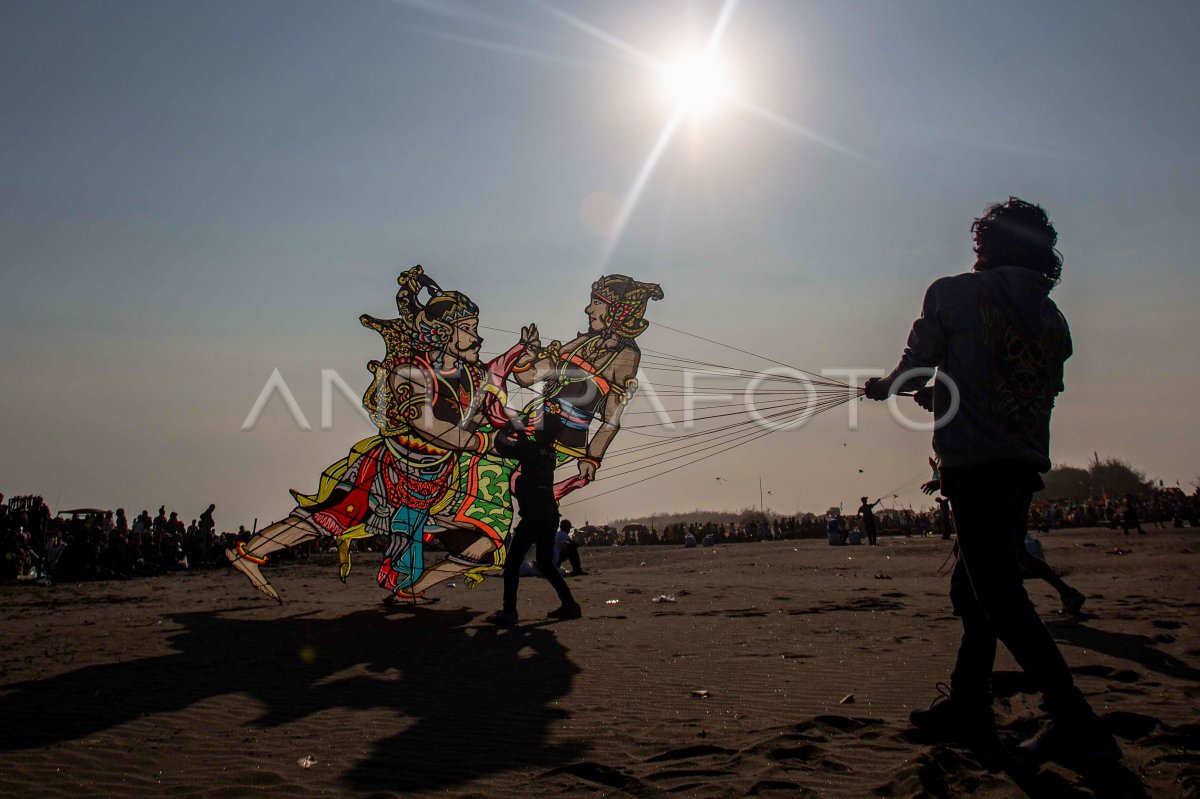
[909,683,994,738]
[1016,718,1122,763]
[547,602,582,620]
[1060,589,1086,616]
[485,610,518,626]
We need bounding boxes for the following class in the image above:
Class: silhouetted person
[487,410,580,625]
[858,497,880,546]
[935,497,953,540]
[199,504,216,536]
[1122,493,1145,535]
[865,197,1119,762]
[554,519,585,576]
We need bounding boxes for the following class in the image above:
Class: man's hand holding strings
[864,377,889,401]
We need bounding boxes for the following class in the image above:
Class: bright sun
[660,53,731,118]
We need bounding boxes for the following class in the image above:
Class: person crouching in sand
[865,197,1120,763]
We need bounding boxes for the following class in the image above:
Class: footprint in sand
[1104,710,1160,740]
[643,744,736,762]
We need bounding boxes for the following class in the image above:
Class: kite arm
[511,333,588,388]
[482,343,527,428]
[511,358,555,387]
[585,400,624,466]
[579,348,639,476]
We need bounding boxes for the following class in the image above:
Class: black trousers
[560,542,584,574]
[503,510,575,613]
[943,462,1089,717]
[865,521,878,546]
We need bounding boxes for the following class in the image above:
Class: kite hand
[520,324,541,351]
[921,479,940,495]
[863,377,889,401]
[578,459,597,481]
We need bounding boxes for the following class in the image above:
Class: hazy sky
[2,0,1198,529]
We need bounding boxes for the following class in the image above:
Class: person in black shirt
[858,497,880,546]
[865,198,1118,763]
[486,407,580,626]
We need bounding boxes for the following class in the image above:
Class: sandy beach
[1,528,1196,797]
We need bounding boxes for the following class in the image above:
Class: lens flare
[660,53,731,117]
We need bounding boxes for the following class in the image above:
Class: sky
[2,0,1198,530]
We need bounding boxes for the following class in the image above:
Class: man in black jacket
[487,407,581,626]
[865,198,1119,763]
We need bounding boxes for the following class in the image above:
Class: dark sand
[1,528,1197,797]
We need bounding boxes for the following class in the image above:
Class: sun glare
[660,53,731,118]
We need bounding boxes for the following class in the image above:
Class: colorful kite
[226,266,663,603]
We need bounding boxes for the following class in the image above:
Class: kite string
[600,393,844,470]
[562,391,858,508]
[646,320,851,388]
[599,395,854,480]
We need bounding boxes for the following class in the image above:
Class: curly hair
[971,197,1062,288]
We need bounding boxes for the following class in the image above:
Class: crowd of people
[4,483,1197,585]
[596,507,948,548]
[587,485,1200,551]
[1029,486,1199,532]
[0,493,300,583]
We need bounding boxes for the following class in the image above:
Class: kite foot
[382,589,439,606]
[225,547,282,604]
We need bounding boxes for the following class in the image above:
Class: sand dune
[1,528,1196,797]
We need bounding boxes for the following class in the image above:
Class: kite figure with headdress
[226,265,532,603]
[511,274,664,498]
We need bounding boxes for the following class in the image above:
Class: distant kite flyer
[225,265,666,604]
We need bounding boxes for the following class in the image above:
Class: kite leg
[377,506,430,596]
[225,516,320,603]
[408,533,497,594]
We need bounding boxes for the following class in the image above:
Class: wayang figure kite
[226,265,663,604]
[512,274,663,489]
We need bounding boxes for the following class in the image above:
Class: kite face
[585,296,609,334]
[590,274,664,340]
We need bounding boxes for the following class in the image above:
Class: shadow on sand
[1049,619,1200,683]
[0,606,584,792]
